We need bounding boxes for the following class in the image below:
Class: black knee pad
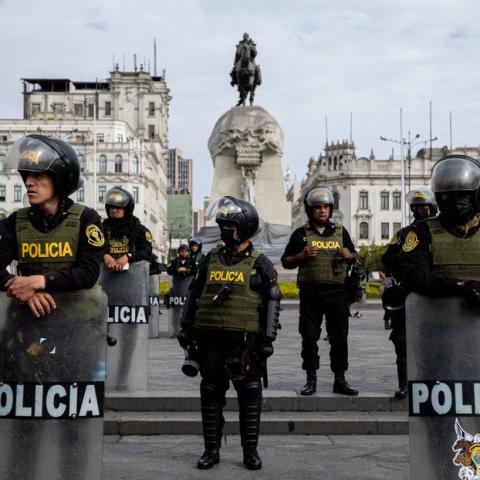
[200,380,225,403]
[237,379,262,401]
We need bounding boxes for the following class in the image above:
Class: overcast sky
[1,0,479,207]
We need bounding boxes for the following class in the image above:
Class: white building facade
[0,67,170,259]
[292,141,440,245]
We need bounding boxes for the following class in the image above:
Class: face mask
[220,227,241,245]
[439,194,476,225]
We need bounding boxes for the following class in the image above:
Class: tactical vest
[194,248,262,332]
[428,217,480,280]
[16,203,84,275]
[105,225,134,259]
[297,223,347,285]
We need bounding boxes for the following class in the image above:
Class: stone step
[105,391,407,412]
[104,410,407,436]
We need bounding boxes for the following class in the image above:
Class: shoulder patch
[145,231,153,243]
[402,231,419,252]
[86,224,104,247]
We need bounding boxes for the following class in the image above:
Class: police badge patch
[86,224,105,247]
[402,231,419,252]
[145,231,153,243]
[452,418,480,479]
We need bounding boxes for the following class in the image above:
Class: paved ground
[148,307,398,396]
[103,435,409,480]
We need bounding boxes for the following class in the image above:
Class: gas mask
[438,193,477,225]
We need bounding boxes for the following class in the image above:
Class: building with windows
[0,66,171,259]
[167,147,193,195]
[292,140,443,245]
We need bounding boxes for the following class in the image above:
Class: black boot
[394,362,408,399]
[197,400,223,469]
[239,380,263,470]
[333,373,358,396]
[300,372,317,396]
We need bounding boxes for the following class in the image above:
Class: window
[96,133,104,143]
[132,186,139,203]
[0,185,6,201]
[78,154,85,172]
[105,101,111,116]
[333,191,339,210]
[393,192,401,210]
[359,221,369,240]
[381,222,389,240]
[31,103,41,115]
[99,154,107,173]
[148,125,155,139]
[87,103,94,118]
[381,191,389,210]
[116,134,123,143]
[359,191,368,210]
[0,154,5,171]
[133,155,139,174]
[115,154,123,173]
[74,103,84,117]
[53,103,64,114]
[14,185,22,202]
[148,102,155,116]
[98,186,106,203]
[77,187,84,202]
[393,222,401,234]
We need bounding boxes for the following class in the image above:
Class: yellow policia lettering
[310,240,341,249]
[209,270,245,283]
[21,242,74,259]
[402,231,419,252]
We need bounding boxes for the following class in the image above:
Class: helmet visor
[432,157,480,193]
[205,197,243,222]
[405,188,436,206]
[7,136,60,175]
[306,187,334,206]
[105,188,130,207]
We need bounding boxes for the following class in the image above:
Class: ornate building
[0,66,170,259]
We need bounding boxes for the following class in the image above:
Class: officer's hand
[26,292,56,318]
[340,248,353,261]
[6,275,45,303]
[260,338,274,358]
[104,254,117,270]
[114,255,129,271]
[463,281,480,306]
[177,329,192,349]
[300,246,318,259]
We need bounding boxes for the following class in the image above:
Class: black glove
[463,281,480,307]
[260,338,274,358]
[177,328,192,349]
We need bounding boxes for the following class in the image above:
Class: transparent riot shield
[0,286,108,480]
[100,261,149,391]
[166,275,192,338]
[148,274,160,339]
[406,294,480,480]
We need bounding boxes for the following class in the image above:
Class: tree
[357,244,387,272]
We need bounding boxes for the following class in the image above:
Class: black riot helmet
[178,244,189,253]
[7,134,82,197]
[405,187,438,218]
[303,186,334,219]
[189,236,203,251]
[207,196,259,242]
[105,186,135,218]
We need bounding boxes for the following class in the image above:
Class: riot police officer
[167,244,195,279]
[188,236,204,269]
[178,196,280,470]
[281,186,358,396]
[401,155,480,305]
[0,134,105,314]
[381,188,437,399]
[102,187,152,272]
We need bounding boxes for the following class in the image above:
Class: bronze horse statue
[230,40,262,106]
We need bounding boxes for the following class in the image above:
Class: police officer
[381,188,437,399]
[281,186,358,396]
[0,134,105,315]
[178,196,280,470]
[167,244,196,279]
[102,187,152,272]
[188,236,204,269]
[401,154,480,309]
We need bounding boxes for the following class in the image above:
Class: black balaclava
[219,224,241,246]
[438,192,477,226]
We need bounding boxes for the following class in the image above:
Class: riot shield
[148,274,160,339]
[166,275,192,338]
[100,261,149,391]
[406,294,480,480]
[0,286,108,480]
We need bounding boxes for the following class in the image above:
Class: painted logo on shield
[453,418,480,479]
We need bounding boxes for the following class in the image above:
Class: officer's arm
[0,213,18,289]
[341,227,357,263]
[44,208,103,291]
[381,240,400,277]
[131,225,153,263]
[400,225,462,296]
[281,228,307,269]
